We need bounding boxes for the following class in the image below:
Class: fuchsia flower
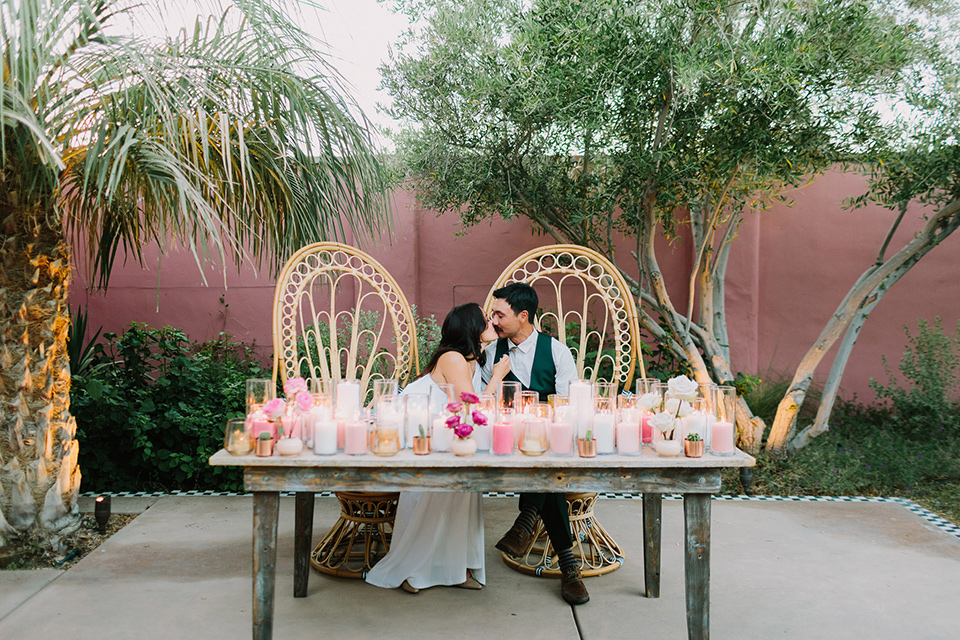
[263,398,286,419]
[446,401,463,413]
[460,392,479,404]
[471,410,487,426]
[454,423,474,439]
[446,415,462,428]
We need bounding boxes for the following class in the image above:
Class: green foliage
[870,318,960,440]
[71,325,266,493]
[67,305,102,377]
[744,375,822,428]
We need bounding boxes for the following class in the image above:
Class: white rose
[666,375,699,403]
[649,410,678,436]
[664,397,693,418]
[636,391,662,412]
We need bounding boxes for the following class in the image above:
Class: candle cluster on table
[228,375,742,458]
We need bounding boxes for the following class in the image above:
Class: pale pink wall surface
[69,171,960,403]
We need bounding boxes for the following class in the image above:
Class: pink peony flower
[263,398,286,419]
[445,415,462,428]
[454,423,474,439]
[471,410,487,426]
[460,392,480,405]
[446,401,463,413]
[284,377,308,397]
[294,391,313,413]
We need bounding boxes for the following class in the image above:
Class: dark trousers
[518,492,573,552]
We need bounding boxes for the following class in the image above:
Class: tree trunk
[0,194,81,546]
[789,235,941,451]
[766,197,960,453]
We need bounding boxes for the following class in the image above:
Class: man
[480,282,589,605]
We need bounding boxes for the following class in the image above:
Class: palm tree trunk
[0,192,81,545]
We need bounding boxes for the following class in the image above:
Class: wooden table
[209,448,754,640]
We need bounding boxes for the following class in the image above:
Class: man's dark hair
[492,282,538,320]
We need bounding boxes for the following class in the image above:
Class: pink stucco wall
[69,170,959,404]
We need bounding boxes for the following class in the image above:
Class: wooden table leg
[253,491,280,640]
[294,492,314,597]
[683,493,711,640]
[642,493,662,598]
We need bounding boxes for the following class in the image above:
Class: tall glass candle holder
[372,379,399,413]
[472,393,496,452]
[404,393,431,451]
[635,379,663,444]
[520,390,539,414]
[371,395,401,456]
[246,378,274,414]
[568,380,594,440]
[432,383,455,452]
[710,385,737,456]
[616,395,642,456]
[593,397,616,454]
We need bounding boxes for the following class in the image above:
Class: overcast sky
[121,0,411,146]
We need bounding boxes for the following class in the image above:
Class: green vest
[495,332,557,402]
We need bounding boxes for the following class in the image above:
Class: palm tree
[0,0,390,545]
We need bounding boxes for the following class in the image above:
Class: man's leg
[496,493,589,605]
[538,494,589,605]
[495,493,542,557]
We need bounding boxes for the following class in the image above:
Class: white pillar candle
[335,380,361,419]
[593,413,615,454]
[472,422,491,451]
[314,420,337,455]
[344,420,368,455]
[568,381,594,439]
[432,416,452,452]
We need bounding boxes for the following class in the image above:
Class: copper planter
[684,439,704,458]
[577,438,597,458]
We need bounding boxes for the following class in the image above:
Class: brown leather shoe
[560,566,590,605]
[495,525,532,558]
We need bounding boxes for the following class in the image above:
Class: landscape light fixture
[94,495,111,534]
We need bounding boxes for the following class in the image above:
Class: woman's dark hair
[418,302,488,377]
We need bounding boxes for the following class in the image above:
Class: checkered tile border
[81,490,959,540]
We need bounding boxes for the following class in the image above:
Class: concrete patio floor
[1,494,958,639]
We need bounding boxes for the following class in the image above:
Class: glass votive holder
[224,418,253,455]
[519,416,549,456]
[246,378,274,414]
[370,422,401,457]
[594,381,617,400]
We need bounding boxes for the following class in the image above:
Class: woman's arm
[482,355,511,395]
[433,351,479,400]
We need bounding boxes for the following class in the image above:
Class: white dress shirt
[481,329,578,395]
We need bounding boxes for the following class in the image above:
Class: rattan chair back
[482,244,644,390]
[272,242,419,399]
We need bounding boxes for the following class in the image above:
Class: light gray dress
[365,365,485,589]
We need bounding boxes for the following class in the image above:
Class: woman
[365,303,510,593]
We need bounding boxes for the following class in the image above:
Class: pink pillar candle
[641,411,653,444]
[344,421,368,455]
[492,422,514,455]
[616,422,641,455]
[711,420,735,455]
[549,422,574,456]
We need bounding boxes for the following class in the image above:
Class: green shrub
[870,317,960,440]
[71,325,265,493]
